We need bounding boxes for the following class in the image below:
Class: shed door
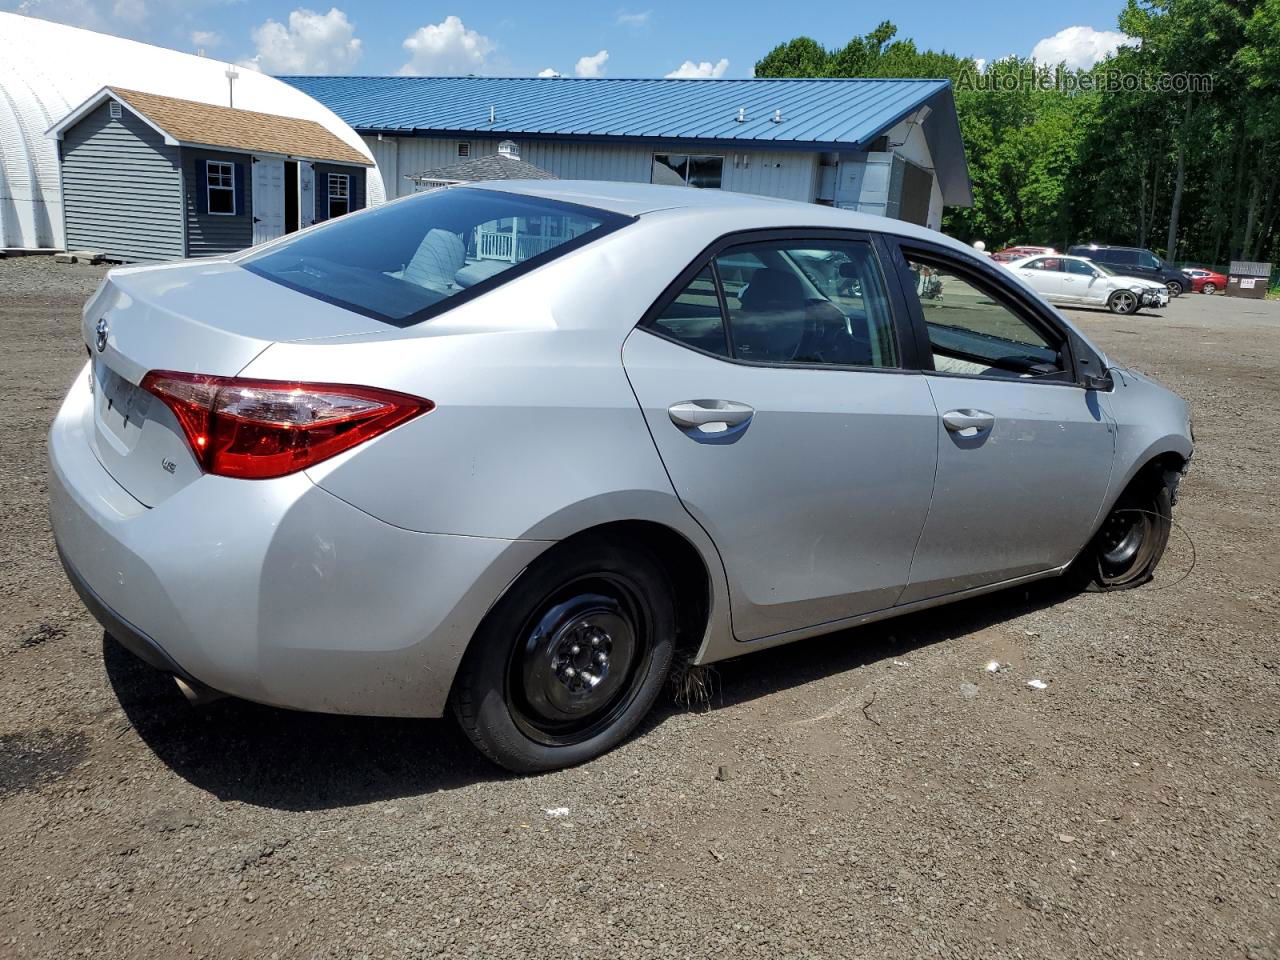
[298,161,315,229]
[252,156,286,245]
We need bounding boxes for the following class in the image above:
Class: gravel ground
[0,253,1277,959]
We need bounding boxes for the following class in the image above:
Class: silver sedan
[49,181,1193,772]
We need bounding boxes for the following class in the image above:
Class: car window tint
[1108,249,1138,265]
[1025,258,1061,271]
[240,188,628,326]
[1065,259,1095,276]
[648,267,730,357]
[904,254,1064,379]
[714,240,898,367]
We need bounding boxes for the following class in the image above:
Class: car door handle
[942,409,995,433]
[668,400,754,429]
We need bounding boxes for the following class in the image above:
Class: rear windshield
[240,187,630,326]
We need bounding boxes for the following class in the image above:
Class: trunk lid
[82,259,388,506]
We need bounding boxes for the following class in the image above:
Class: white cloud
[191,29,221,49]
[241,7,362,74]
[399,15,493,76]
[575,49,609,77]
[616,9,650,28]
[1031,25,1130,70]
[972,57,987,73]
[537,67,561,78]
[665,57,729,79]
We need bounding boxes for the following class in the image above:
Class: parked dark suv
[1068,244,1195,296]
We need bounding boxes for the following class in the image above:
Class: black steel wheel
[1082,480,1173,591]
[506,573,654,747]
[451,536,676,773]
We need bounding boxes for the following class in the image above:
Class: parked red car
[992,245,1056,263]
[1184,268,1228,294]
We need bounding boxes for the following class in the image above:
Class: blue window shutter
[315,172,329,222]
[233,162,246,217]
[195,159,208,215]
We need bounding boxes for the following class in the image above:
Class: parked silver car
[49,182,1193,772]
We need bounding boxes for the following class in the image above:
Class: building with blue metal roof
[282,76,971,230]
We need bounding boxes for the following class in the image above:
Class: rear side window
[1106,249,1138,265]
[650,267,730,357]
[240,188,629,326]
[647,238,899,369]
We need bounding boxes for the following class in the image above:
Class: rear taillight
[140,371,432,480]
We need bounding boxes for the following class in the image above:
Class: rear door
[1016,257,1068,301]
[623,231,938,641]
[887,240,1116,602]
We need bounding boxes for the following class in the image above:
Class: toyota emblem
[95,318,108,353]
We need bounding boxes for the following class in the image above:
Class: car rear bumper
[48,368,546,717]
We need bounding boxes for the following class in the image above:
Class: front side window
[207,161,234,215]
[1065,259,1096,276]
[328,174,350,219]
[904,253,1065,380]
[241,187,628,326]
[651,154,723,189]
[1139,251,1161,269]
[648,239,898,368]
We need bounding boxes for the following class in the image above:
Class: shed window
[328,173,350,219]
[206,161,235,215]
[457,142,471,158]
[651,154,723,189]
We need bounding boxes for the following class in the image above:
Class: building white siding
[363,134,819,205]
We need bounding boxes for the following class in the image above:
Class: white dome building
[0,12,383,250]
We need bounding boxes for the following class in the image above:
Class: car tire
[1108,290,1139,315]
[1076,475,1173,591]
[450,536,676,773]
[1201,282,1216,295]
[1167,280,1183,297]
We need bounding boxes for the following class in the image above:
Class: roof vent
[771,108,784,124]
[489,105,496,124]
[498,140,520,159]
[736,107,746,123]
[109,100,122,120]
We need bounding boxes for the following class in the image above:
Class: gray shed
[46,86,372,262]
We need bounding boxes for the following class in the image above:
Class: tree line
[755,0,1280,270]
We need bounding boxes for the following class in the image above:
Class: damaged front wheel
[1080,479,1173,591]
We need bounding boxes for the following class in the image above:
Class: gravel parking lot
[1,254,1277,959]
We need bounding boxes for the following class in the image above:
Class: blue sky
[5,0,1135,76]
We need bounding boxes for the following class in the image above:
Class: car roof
[462,179,977,257]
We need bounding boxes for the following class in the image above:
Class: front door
[1063,257,1105,305]
[251,156,286,245]
[623,234,938,641]
[892,244,1116,602]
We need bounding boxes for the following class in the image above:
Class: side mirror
[1073,338,1112,391]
